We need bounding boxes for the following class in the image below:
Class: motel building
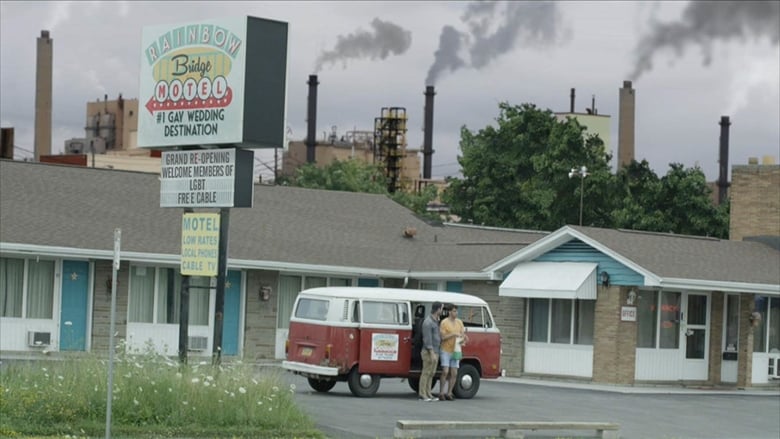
[1,159,779,388]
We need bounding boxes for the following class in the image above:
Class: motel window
[419,281,439,291]
[754,296,780,354]
[636,291,681,349]
[0,257,55,319]
[128,266,210,325]
[527,298,594,345]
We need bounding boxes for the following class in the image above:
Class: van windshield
[295,298,329,320]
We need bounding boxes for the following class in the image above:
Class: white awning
[499,262,598,299]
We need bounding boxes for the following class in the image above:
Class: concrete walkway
[497,375,780,396]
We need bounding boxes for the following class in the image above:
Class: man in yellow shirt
[438,303,468,400]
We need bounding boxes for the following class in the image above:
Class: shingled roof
[488,225,780,294]
[0,159,541,277]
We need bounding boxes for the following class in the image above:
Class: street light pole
[568,166,589,226]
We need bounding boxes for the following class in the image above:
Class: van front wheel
[453,364,480,399]
[347,368,380,397]
[307,378,336,393]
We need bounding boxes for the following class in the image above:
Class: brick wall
[243,270,279,362]
[91,260,129,351]
[593,286,636,384]
[464,280,525,376]
[708,292,725,384]
[730,165,780,240]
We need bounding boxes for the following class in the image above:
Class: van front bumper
[282,361,339,377]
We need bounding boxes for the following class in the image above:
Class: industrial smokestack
[570,88,575,113]
[306,74,319,164]
[423,86,435,179]
[618,80,635,168]
[34,30,53,161]
[718,115,731,205]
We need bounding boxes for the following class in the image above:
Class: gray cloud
[630,1,780,80]
[315,18,412,72]
[426,1,569,85]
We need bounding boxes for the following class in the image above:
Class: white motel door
[681,293,710,380]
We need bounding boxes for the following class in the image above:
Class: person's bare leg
[439,367,449,399]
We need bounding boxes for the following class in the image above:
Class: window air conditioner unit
[188,336,209,352]
[769,354,780,379]
[27,331,51,347]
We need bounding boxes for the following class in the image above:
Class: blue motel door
[221,270,241,356]
[60,260,89,351]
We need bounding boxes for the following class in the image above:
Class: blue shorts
[439,350,460,369]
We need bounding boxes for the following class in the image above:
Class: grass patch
[0,343,323,438]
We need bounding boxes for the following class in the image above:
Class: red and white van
[283,287,502,398]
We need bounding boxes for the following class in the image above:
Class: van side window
[460,305,492,328]
[295,298,329,321]
[352,300,360,323]
[363,301,409,325]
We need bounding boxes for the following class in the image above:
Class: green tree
[282,159,438,219]
[443,103,612,230]
[443,102,729,238]
[611,161,728,237]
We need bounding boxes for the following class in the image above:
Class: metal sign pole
[105,228,121,439]
[212,207,229,366]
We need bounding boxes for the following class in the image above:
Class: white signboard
[138,18,247,147]
[161,149,237,207]
[371,333,399,361]
[621,306,637,322]
[181,213,219,276]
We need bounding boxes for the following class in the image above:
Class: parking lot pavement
[283,373,780,439]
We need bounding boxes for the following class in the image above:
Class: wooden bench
[394,420,620,439]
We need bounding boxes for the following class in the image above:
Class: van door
[358,300,412,376]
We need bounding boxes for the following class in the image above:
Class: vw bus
[282,287,502,398]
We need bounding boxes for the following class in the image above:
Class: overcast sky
[1,1,778,182]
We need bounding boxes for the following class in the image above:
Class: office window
[528,298,594,345]
[637,290,658,348]
[754,296,780,354]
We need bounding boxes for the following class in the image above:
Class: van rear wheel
[453,364,480,399]
[347,368,380,397]
[307,377,336,393]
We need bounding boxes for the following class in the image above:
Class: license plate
[301,347,312,357]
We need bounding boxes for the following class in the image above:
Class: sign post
[105,228,121,439]
[140,15,287,366]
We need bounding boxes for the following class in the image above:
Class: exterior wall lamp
[259,285,272,302]
[627,289,637,305]
[600,271,610,287]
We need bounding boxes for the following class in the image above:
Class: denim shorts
[439,350,460,368]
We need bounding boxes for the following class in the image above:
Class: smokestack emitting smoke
[306,75,319,164]
[629,1,780,81]
[34,30,53,161]
[718,116,731,205]
[423,86,435,179]
[426,1,567,85]
[570,88,575,113]
[315,18,412,72]
[618,80,636,169]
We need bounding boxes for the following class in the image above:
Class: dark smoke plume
[629,1,780,80]
[315,18,412,71]
[425,26,467,86]
[426,1,568,85]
